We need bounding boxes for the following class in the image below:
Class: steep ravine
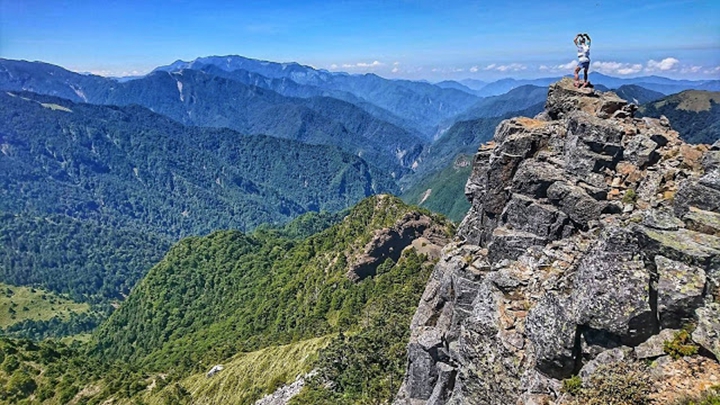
[394,78,720,405]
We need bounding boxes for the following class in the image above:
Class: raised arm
[574,34,581,45]
[584,33,591,45]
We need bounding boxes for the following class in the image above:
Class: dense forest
[0,196,451,404]
[91,196,449,371]
[0,91,396,238]
[0,212,170,305]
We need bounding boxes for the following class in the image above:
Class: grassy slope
[140,336,332,405]
[0,284,90,329]
[402,155,473,222]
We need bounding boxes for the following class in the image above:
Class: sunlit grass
[0,283,90,328]
[143,336,332,405]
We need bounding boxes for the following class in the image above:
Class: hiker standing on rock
[574,33,591,87]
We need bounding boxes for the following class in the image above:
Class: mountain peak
[396,79,720,404]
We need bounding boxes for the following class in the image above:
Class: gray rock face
[693,304,720,359]
[394,78,720,405]
[571,227,655,346]
[348,211,450,281]
[578,347,632,382]
[526,294,577,379]
[655,255,706,329]
[255,373,312,405]
[546,182,606,229]
[635,329,678,360]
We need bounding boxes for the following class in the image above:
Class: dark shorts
[578,61,590,69]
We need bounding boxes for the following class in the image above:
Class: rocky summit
[394,78,720,405]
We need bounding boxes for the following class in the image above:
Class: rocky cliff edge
[395,78,720,405]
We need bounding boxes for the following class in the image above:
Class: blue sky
[1,0,718,80]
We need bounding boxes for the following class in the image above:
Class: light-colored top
[577,43,590,63]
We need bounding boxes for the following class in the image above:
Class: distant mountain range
[151,55,480,138]
[638,90,720,144]
[0,91,396,238]
[0,59,425,178]
[438,72,719,97]
[451,85,549,122]
[2,55,718,223]
[612,84,666,105]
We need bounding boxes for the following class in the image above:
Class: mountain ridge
[0,59,427,176]
[394,78,720,405]
[0,90,396,237]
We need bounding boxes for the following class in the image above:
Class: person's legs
[574,66,581,86]
[583,66,589,83]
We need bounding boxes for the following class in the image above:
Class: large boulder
[693,304,720,360]
[655,255,706,329]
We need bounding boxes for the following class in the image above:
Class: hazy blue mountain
[699,80,720,91]
[459,78,488,91]
[107,69,424,176]
[435,80,478,95]
[0,58,108,102]
[589,72,717,94]
[0,91,397,238]
[638,90,720,144]
[465,74,716,97]
[612,84,666,105]
[452,85,548,122]
[153,55,481,137]
[0,59,424,177]
[474,77,560,97]
[194,64,423,138]
[403,102,545,189]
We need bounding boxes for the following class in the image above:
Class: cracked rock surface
[394,78,720,405]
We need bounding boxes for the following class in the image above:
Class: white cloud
[590,57,677,75]
[617,65,644,75]
[497,63,527,72]
[646,57,679,72]
[470,65,479,73]
[681,65,702,74]
[557,60,577,70]
[356,60,383,68]
[391,67,399,73]
[393,61,400,66]
[591,61,643,75]
[482,63,526,72]
[335,60,384,70]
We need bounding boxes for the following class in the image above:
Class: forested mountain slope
[638,90,720,144]
[0,212,170,305]
[0,59,426,176]
[0,91,395,237]
[153,55,480,137]
[0,196,452,405]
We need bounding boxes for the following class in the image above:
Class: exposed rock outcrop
[348,210,449,281]
[255,373,312,405]
[395,78,720,405]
